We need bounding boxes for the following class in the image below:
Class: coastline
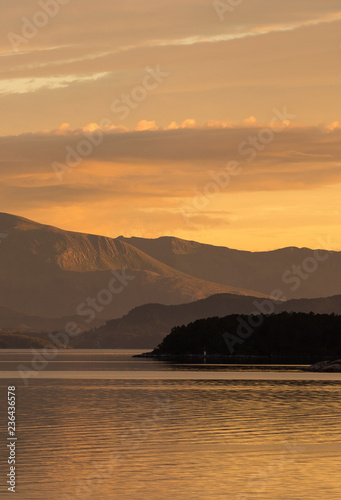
[133,353,341,365]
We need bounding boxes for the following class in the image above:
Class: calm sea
[0,350,340,500]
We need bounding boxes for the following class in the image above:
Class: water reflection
[0,353,340,499]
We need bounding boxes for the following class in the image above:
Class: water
[1,350,341,499]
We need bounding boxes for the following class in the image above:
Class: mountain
[0,306,104,334]
[73,293,265,348]
[0,213,265,321]
[279,295,341,315]
[74,293,341,349]
[1,212,341,341]
[0,332,52,349]
[119,236,340,299]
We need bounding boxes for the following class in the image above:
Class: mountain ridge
[1,212,341,348]
[74,292,341,349]
[119,235,339,298]
[0,213,267,319]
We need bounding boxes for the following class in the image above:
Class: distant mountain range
[0,306,104,334]
[120,235,339,299]
[0,213,268,321]
[75,293,341,348]
[0,332,51,349]
[1,212,341,348]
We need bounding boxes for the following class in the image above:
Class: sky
[0,0,341,251]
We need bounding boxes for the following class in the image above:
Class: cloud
[1,122,341,192]
[134,120,158,131]
[0,72,109,95]
[1,1,341,249]
[2,0,340,56]
[0,1,341,136]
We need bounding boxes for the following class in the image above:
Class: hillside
[74,293,265,348]
[0,332,52,349]
[0,213,264,320]
[120,236,340,299]
[1,212,341,344]
[75,293,341,349]
[0,306,104,334]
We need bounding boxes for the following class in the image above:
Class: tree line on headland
[152,312,341,358]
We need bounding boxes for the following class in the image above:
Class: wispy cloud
[1,0,340,249]
[134,10,341,49]
[0,72,110,95]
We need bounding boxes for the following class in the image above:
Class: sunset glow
[1,0,341,250]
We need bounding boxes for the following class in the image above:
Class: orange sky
[0,0,341,250]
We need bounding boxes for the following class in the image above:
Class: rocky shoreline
[306,359,341,372]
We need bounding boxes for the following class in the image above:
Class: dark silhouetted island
[137,312,341,364]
